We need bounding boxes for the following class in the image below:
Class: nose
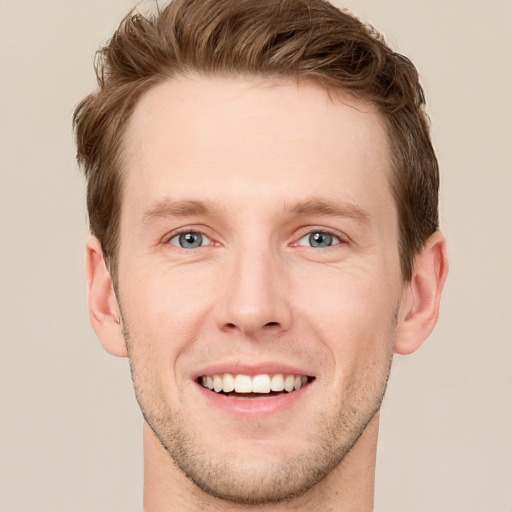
[216,248,292,337]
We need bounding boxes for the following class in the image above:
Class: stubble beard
[122,318,395,506]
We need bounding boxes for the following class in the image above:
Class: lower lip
[195,382,313,418]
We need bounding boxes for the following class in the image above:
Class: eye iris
[179,232,203,248]
[309,232,333,248]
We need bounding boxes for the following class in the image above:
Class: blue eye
[298,231,340,248]
[169,232,210,249]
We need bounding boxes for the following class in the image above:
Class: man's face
[117,76,404,504]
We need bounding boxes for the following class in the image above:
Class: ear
[394,231,449,355]
[85,236,127,357]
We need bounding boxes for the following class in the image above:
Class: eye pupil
[179,232,203,248]
[309,232,333,248]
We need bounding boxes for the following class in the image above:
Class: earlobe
[394,232,449,355]
[85,236,128,357]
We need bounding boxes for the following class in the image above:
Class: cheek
[122,262,215,323]
[119,264,218,375]
[296,263,398,326]
[293,265,399,373]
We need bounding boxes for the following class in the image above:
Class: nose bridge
[217,241,291,336]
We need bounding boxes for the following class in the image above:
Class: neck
[143,414,379,512]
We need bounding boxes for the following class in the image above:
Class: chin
[140,381,385,506]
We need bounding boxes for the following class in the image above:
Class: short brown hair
[74,0,439,281]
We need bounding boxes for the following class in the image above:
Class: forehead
[121,76,394,227]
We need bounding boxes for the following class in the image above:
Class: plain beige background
[1,0,510,511]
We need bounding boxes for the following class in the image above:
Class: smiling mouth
[197,373,314,398]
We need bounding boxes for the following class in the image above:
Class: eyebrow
[290,198,371,224]
[141,196,371,225]
[142,198,220,223]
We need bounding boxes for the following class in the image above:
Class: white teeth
[200,373,310,394]
[252,374,271,393]
[222,373,235,393]
[270,374,285,392]
[234,374,253,393]
[284,375,295,392]
[213,375,223,392]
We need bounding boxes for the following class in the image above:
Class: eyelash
[293,228,346,249]
[164,227,347,250]
[165,227,214,249]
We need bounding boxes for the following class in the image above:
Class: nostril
[223,321,279,332]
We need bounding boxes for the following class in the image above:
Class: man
[74,0,448,509]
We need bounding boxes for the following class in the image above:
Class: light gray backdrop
[1,0,511,510]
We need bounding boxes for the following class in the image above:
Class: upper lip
[191,361,315,380]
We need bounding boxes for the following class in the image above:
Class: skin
[86,76,448,511]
